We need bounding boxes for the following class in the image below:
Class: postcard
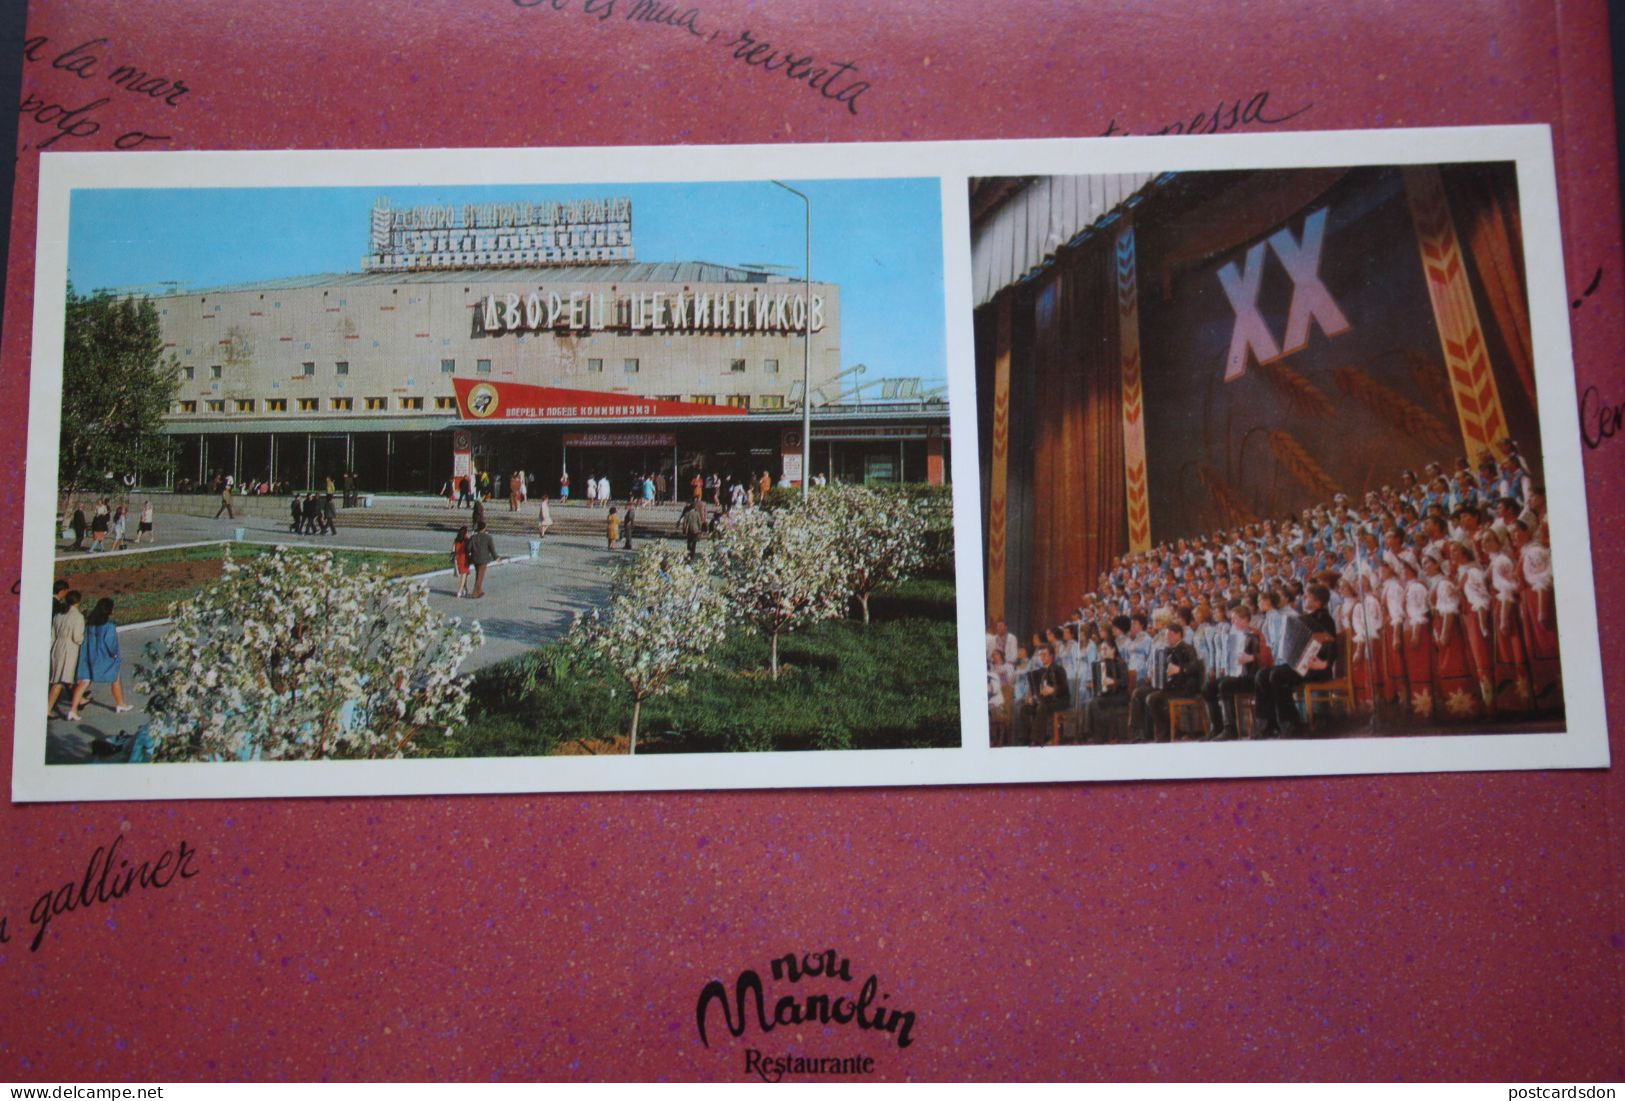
[11,126,1606,802]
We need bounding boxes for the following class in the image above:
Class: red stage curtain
[1446,163,1537,415]
[1027,235,1126,631]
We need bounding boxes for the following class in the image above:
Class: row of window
[174,396,456,415]
[180,357,781,380]
[171,393,785,415]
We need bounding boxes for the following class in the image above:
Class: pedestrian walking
[89,499,110,552]
[215,483,236,520]
[47,590,84,717]
[678,501,706,561]
[68,501,87,551]
[452,525,472,598]
[536,495,552,539]
[320,493,338,535]
[560,472,570,502]
[458,476,475,509]
[290,495,304,533]
[467,521,498,598]
[68,598,133,719]
[606,507,622,549]
[622,502,636,550]
[136,500,154,544]
[111,503,128,549]
[597,475,611,509]
[586,474,599,509]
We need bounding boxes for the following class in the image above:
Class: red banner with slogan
[451,379,746,421]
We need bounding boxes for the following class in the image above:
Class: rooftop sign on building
[362,197,635,272]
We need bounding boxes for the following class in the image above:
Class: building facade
[153,197,946,494]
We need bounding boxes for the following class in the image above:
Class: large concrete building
[153,196,947,495]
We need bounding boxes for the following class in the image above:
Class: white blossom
[565,550,730,753]
[806,483,928,623]
[135,546,482,761]
[711,501,847,680]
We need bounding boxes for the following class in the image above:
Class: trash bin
[233,527,246,541]
[363,494,375,508]
[528,539,542,559]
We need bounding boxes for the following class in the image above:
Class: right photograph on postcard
[973,163,1572,749]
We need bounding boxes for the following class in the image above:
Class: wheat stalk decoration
[1403,351,1454,417]
[1255,358,1337,421]
[1332,367,1457,449]
[1266,430,1342,500]
[1197,464,1257,526]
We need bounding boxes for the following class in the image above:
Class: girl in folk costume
[1512,522,1561,708]
[1341,577,1386,709]
[1482,528,1534,712]
[1399,557,1436,720]
[1378,560,1411,709]
[1424,552,1480,720]
[1450,540,1497,715]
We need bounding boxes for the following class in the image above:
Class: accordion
[1277,612,1323,677]
[1151,646,1170,690]
[1092,660,1120,696]
[1221,627,1260,678]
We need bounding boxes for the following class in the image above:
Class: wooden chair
[1165,659,1207,742]
[1298,629,1356,728]
[1233,691,1257,737]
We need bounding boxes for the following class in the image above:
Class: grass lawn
[53,542,444,624]
[434,574,961,757]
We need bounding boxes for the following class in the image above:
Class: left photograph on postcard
[18,157,957,795]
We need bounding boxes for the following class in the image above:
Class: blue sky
[67,179,947,386]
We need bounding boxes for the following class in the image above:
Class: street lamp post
[770,180,811,503]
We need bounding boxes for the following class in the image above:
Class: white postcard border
[12,125,1608,801]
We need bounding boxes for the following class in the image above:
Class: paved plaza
[44,496,684,763]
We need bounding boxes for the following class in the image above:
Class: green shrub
[438,576,960,757]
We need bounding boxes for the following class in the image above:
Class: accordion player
[1276,612,1325,677]
[1252,585,1339,739]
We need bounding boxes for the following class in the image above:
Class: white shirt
[986,631,1017,661]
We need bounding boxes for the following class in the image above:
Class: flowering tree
[566,549,731,753]
[136,548,482,761]
[713,503,846,680]
[809,484,927,623]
